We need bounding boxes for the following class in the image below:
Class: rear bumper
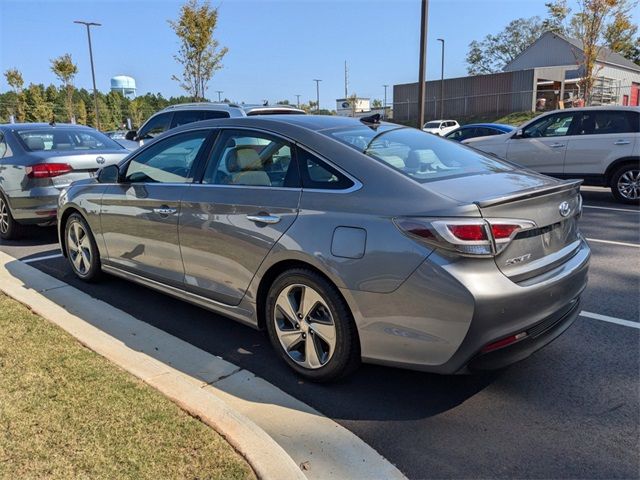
[6,190,59,224]
[343,238,590,374]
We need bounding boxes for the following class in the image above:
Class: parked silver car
[58,115,590,381]
[0,123,129,239]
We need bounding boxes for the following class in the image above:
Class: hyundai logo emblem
[559,201,571,217]
[96,156,106,165]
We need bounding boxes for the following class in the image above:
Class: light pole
[74,20,101,129]
[215,90,223,102]
[437,38,445,119]
[313,79,322,112]
[417,0,429,129]
[295,94,301,108]
[383,84,389,119]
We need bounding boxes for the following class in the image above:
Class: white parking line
[21,253,64,264]
[580,311,639,329]
[583,205,639,213]
[586,238,640,248]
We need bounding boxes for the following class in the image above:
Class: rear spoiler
[474,179,583,208]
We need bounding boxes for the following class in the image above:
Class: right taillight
[394,217,535,257]
[26,163,73,179]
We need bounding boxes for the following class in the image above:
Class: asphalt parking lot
[1,186,638,479]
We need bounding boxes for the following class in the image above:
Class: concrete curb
[0,251,406,480]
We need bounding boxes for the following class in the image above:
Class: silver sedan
[58,115,590,381]
[0,123,129,239]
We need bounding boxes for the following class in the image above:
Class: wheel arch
[58,206,90,258]
[604,156,640,184]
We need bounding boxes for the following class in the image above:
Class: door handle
[153,207,177,216]
[549,143,565,148]
[246,214,281,224]
[614,140,631,145]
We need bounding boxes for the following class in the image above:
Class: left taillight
[394,217,535,257]
[26,163,73,179]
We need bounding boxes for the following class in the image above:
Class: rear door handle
[549,143,565,148]
[153,207,177,216]
[246,214,281,224]
[614,140,631,145]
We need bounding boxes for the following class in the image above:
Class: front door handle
[246,214,281,224]
[549,143,565,148]
[153,206,177,216]
[614,139,631,145]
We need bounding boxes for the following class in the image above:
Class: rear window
[18,128,122,152]
[325,125,514,183]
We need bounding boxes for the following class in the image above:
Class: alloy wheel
[67,221,92,276]
[0,197,8,235]
[617,169,640,200]
[273,283,337,369]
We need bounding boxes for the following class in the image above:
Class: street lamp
[437,38,445,119]
[383,84,389,119]
[215,90,223,102]
[74,20,101,129]
[313,79,322,112]
[417,0,429,129]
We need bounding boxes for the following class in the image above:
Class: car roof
[545,105,640,114]
[461,123,515,130]
[159,102,244,113]
[0,122,97,131]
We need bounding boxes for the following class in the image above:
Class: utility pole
[344,61,348,98]
[437,38,445,119]
[417,0,429,129]
[215,90,223,102]
[295,94,301,108]
[74,20,101,130]
[383,84,389,120]
[313,79,322,112]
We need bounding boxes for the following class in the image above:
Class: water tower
[110,75,137,98]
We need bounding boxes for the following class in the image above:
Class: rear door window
[202,110,230,120]
[576,110,639,135]
[171,110,205,128]
[138,112,173,139]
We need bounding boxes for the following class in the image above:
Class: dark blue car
[445,123,515,142]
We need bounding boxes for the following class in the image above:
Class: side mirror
[513,129,524,139]
[440,125,445,129]
[97,164,120,184]
[125,130,137,141]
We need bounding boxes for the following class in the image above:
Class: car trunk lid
[29,150,128,188]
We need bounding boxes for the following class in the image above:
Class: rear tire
[265,268,360,382]
[610,163,640,204]
[0,193,25,241]
[64,213,102,282]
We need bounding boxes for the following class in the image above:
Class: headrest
[407,149,440,170]
[227,147,261,172]
[26,136,45,150]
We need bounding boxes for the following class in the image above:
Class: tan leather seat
[226,147,271,186]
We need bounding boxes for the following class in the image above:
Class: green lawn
[0,294,255,480]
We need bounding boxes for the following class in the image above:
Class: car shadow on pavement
[7,255,502,424]
[0,225,58,248]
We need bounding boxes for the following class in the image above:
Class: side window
[576,111,639,135]
[447,128,474,141]
[171,110,205,128]
[138,113,172,140]
[523,113,576,138]
[202,110,230,120]
[297,148,355,190]
[125,130,209,183]
[0,133,6,158]
[476,127,497,137]
[203,130,298,188]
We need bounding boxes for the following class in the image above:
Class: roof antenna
[49,115,56,126]
[360,113,381,124]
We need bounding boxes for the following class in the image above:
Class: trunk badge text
[96,156,106,165]
[505,253,532,266]
[559,201,571,217]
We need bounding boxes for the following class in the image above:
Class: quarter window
[576,111,639,135]
[125,130,209,183]
[203,130,298,188]
[297,148,354,190]
[523,113,576,138]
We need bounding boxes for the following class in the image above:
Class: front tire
[64,213,102,282]
[265,268,360,382]
[610,164,640,204]
[0,193,25,240]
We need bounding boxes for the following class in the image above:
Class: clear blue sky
[1,0,636,109]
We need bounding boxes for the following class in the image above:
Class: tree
[75,99,88,125]
[569,0,637,104]
[169,0,228,101]
[24,84,54,123]
[347,93,359,117]
[276,99,290,105]
[50,53,78,122]
[371,99,383,108]
[542,0,571,34]
[602,9,640,63]
[3,68,25,121]
[4,68,23,93]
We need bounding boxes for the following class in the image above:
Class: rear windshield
[18,128,122,152]
[423,122,441,128]
[325,125,514,183]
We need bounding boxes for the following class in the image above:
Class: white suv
[422,120,460,136]
[464,106,640,203]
